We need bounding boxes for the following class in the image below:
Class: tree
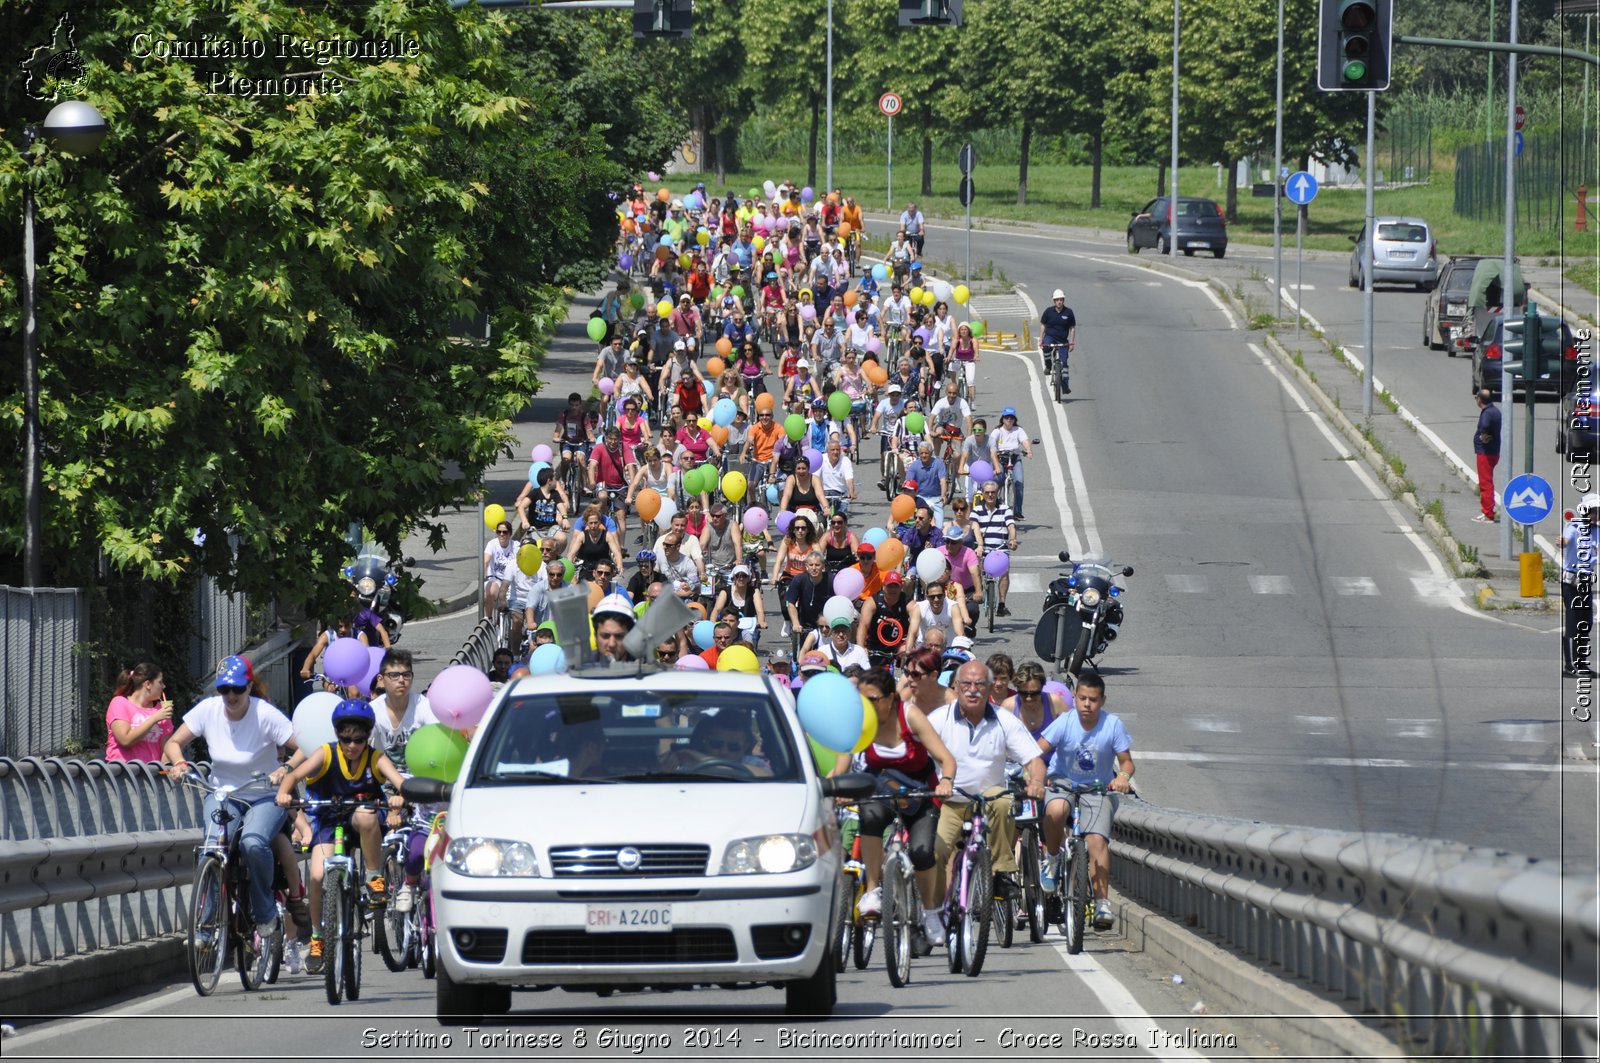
[740,0,835,188]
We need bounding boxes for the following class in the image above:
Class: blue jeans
[205,792,286,925]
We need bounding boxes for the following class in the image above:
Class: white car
[404,668,872,1023]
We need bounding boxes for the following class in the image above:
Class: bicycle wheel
[944,860,964,974]
[420,887,437,980]
[377,851,407,972]
[323,870,346,1005]
[343,888,364,1001]
[237,867,270,992]
[961,847,994,977]
[853,913,877,970]
[264,900,285,984]
[1065,840,1088,955]
[883,864,912,988]
[985,577,996,634]
[833,873,855,974]
[188,855,227,997]
[1022,831,1046,944]
[993,873,1015,951]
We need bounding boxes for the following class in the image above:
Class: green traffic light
[1342,59,1368,81]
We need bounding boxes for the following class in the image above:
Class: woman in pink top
[105,662,173,762]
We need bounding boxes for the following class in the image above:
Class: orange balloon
[843,290,859,308]
[838,221,852,238]
[622,218,637,233]
[755,393,776,413]
[891,495,915,524]
[828,192,840,206]
[688,601,707,620]
[656,187,670,203]
[715,337,733,358]
[636,488,662,522]
[865,363,888,386]
[587,581,604,610]
[876,538,906,573]
[706,356,726,377]
[710,424,729,446]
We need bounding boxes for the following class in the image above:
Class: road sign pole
[887,115,892,212]
[965,195,971,289]
[1273,0,1285,322]
[1295,213,1304,341]
[1362,90,1375,419]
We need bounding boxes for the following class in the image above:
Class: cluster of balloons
[318,637,387,695]
[796,672,875,770]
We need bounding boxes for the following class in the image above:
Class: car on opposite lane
[1423,255,1489,352]
[1348,217,1439,291]
[1126,196,1228,259]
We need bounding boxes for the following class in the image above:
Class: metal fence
[1112,800,1599,1059]
[0,587,89,760]
[1385,110,1433,183]
[1455,133,1596,231]
[449,615,500,672]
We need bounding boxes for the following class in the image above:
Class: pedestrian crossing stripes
[1331,576,1381,596]
[1165,575,1208,593]
[1248,575,1294,595]
[1000,569,1468,600]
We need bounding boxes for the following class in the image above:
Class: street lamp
[22,99,107,587]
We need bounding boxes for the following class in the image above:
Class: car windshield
[471,689,801,784]
[1377,223,1428,243]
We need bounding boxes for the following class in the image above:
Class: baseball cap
[796,358,811,367]
[829,614,853,629]
[883,571,903,585]
[731,564,752,578]
[902,479,919,491]
[856,542,876,555]
[949,635,975,652]
[215,655,253,689]
[673,339,687,351]
[1052,288,1066,300]
[680,293,692,303]
[799,651,830,673]
[1001,406,1018,418]
[671,199,684,209]
[886,383,902,393]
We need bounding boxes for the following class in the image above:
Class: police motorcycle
[344,537,407,645]
[1034,551,1132,679]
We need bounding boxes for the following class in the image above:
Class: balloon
[971,319,986,337]
[983,550,1011,577]
[655,496,678,526]
[920,289,937,308]
[784,413,806,441]
[598,376,615,396]
[743,507,768,534]
[931,279,954,304]
[851,695,877,753]
[862,526,890,547]
[692,620,716,650]
[731,285,745,299]
[561,558,576,582]
[715,337,733,358]
[832,567,865,599]
[748,187,760,198]
[865,363,888,386]
[865,337,882,355]
[717,645,760,674]
[1043,680,1073,704]
[587,317,608,343]
[713,398,738,427]
[428,664,494,730]
[800,303,817,322]
[843,290,859,308]
[905,412,926,435]
[675,653,710,671]
[405,724,469,784]
[891,495,916,523]
[529,643,567,675]
[953,284,971,305]
[753,235,766,253]
[839,221,852,237]
[657,187,670,202]
[682,466,703,495]
[916,548,947,584]
[755,393,776,413]
[660,233,675,248]
[909,286,924,304]
[483,503,507,531]
[629,290,644,310]
[657,299,673,319]
[517,541,543,576]
[876,538,906,572]
[872,263,888,282]
[586,581,604,611]
[823,595,856,625]
[796,672,865,754]
[323,637,370,686]
[710,425,729,446]
[775,511,795,535]
[809,734,842,774]
[531,443,553,463]
[722,470,748,502]
[678,253,693,269]
[827,391,852,421]
[802,186,815,202]
[697,229,710,246]
[697,416,713,432]
[968,460,994,485]
[618,253,633,271]
[358,647,387,693]
[528,458,552,483]
[636,488,662,521]
[765,484,780,505]
[292,691,340,751]
[804,448,824,470]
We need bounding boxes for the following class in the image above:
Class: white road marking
[1165,574,1209,593]
[1249,575,1294,594]
[1050,943,1213,1061]
[1491,721,1552,742]
[1331,576,1381,595]
[1136,749,1596,772]
[12,985,194,1047]
[1187,716,1242,733]
[1007,572,1043,593]
[1290,284,1316,290]
[1410,575,1466,598]
[1390,718,1440,739]
[1295,715,1339,734]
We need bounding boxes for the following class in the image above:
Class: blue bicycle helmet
[910,261,923,272]
[331,698,377,731]
[811,397,827,409]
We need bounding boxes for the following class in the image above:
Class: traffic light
[1317,0,1392,91]
[1503,307,1574,379]
[634,0,691,38]
[898,0,963,27]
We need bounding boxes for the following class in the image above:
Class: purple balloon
[833,567,865,599]
[429,664,494,729]
[1043,680,1074,706]
[969,460,994,485]
[618,253,633,270]
[743,508,769,534]
[801,186,815,202]
[675,654,710,671]
[775,511,795,535]
[531,443,553,463]
[356,645,386,694]
[323,637,369,686]
[865,337,882,355]
[804,447,824,468]
[983,550,1011,577]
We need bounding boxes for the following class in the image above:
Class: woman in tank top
[779,455,827,517]
[1001,661,1069,742]
[821,511,858,575]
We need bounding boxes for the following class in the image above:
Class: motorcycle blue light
[385,573,398,586]
[1067,577,1077,587]
[1110,586,1121,596]
[342,566,353,578]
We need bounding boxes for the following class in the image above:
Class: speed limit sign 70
[879,92,903,117]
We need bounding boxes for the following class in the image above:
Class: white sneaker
[1039,851,1061,892]
[858,887,882,917]
[920,909,945,944]
[284,940,304,975]
[394,884,416,913]
[254,916,279,943]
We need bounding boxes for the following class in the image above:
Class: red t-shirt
[675,378,705,416]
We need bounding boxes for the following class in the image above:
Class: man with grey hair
[922,659,1045,934]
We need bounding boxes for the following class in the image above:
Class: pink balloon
[866,337,882,354]
[598,377,615,396]
[800,304,817,321]
[743,508,769,534]
[775,511,795,535]
[1043,680,1075,707]
[429,664,494,729]
[531,444,553,463]
[983,550,1011,577]
[675,654,710,671]
[832,567,865,600]
[323,637,369,686]
[355,645,386,694]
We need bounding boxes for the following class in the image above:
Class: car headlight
[1078,587,1102,608]
[355,575,378,596]
[721,834,818,875]
[445,837,540,877]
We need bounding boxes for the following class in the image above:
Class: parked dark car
[1558,374,1600,461]
[1423,255,1488,352]
[1126,196,1228,258]
[1469,310,1583,398]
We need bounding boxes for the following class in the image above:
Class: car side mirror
[1058,550,1073,563]
[1122,566,1135,577]
[821,771,877,800]
[401,777,451,803]
[403,557,416,568]
[1348,235,1359,243]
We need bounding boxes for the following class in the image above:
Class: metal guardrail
[449,615,500,672]
[1,586,88,758]
[0,757,206,973]
[1112,800,1599,1058]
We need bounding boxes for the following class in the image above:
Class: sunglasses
[337,732,369,745]
[704,737,745,755]
[497,529,512,535]
[1018,689,1044,700]
[218,685,248,696]
[906,668,929,679]
[594,570,614,578]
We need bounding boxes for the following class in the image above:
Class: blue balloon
[796,672,866,754]
[863,526,890,547]
[529,644,567,675]
[871,263,888,283]
[661,233,676,248]
[692,620,716,650]
[529,461,551,486]
[766,484,780,505]
[712,398,737,427]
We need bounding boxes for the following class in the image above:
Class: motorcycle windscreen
[1034,606,1070,660]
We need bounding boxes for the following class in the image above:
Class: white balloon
[655,495,678,527]
[764,179,778,198]
[916,548,948,585]
[930,278,955,304]
[292,691,341,751]
[823,595,856,625]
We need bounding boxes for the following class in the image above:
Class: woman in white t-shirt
[483,518,517,619]
[164,655,297,936]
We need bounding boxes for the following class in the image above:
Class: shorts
[955,358,976,387]
[1048,790,1119,839]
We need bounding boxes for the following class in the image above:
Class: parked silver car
[1348,217,1438,291]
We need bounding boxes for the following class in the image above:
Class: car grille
[548,844,711,877]
[521,928,737,965]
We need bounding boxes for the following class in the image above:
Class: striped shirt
[970,502,1014,552]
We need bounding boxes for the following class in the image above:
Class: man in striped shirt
[970,480,1019,617]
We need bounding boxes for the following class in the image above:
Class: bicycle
[856,789,939,987]
[299,795,389,1005]
[1042,343,1070,403]
[376,810,426,973]
[941,786,1007,977]
[995,450,1022,515]
[1042,779,1101,955]
[176,772,286,997]
[832,805,876,972]
[878,433,904,503]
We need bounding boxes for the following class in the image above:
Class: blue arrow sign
[1285,171,1319,206]
[1503,473,1554,524]
[1514,131,1525,157]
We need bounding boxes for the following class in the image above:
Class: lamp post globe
[43,100,107,156]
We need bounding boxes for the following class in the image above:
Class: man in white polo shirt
[923,659,1045,943]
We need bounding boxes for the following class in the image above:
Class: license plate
[1447,304,1466,315]
[1390,250,1414,258]
[1189,241,1210,249]
[586,904,673,933]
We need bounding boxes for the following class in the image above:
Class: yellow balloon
[696,229,710,246]
[657,299,673,319]
[909,286,924,304]
[921,289,937,307]
[483,503,507,530]
[716,645,759,674]
[678,253,692,269]
[721,470,747,503]
[953,284,971,305]
[697,416,713,431]
[516,542,543,576]
[753,235,766,252]
[850,695,877,753]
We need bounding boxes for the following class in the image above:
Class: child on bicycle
[275,699,405,975]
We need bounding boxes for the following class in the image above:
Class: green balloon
[686,466,705,494]
[906,412,926,435]
[731,285,745,300]
[406,723,468,783]
[629,290,644,310]
[748,187,760,198]
[586,317,607,343]
[784,413,806,441]
[809,734,843,774]
[561,557,576,582]
[970,319,985,337]
[711,286,724,301]
[827,390,852,422]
